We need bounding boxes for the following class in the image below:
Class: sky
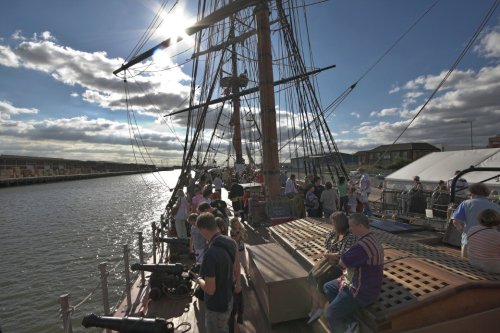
[0,0,499,165]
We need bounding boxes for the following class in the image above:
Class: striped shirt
[341,232,384,307]
[467,226,500,261]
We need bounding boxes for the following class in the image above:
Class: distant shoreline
[0,170,157,188]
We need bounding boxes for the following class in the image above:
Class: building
[487,135,500,148]
[289,152,357,182]
[355,143,440,166]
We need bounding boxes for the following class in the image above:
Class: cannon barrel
[130,263,185,275]
[157,237,190,245]
[82,313,175,333]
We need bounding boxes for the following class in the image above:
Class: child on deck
[188,213,207,264]
[230,218,248,272]
[229,218,246,330]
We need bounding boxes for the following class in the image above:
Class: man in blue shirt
[452,183,500,257]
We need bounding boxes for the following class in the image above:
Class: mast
[230,15,245,165]
[255,1,280,200]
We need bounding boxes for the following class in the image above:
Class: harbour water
[0,170,178,333]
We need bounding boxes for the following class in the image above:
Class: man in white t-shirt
[213,175,223,192]
[285,174,298,195]
[357,167,372,217]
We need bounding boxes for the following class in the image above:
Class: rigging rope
[280,0,443,158]
[370,0,500,168]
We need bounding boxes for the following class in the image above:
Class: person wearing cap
[357,167,372,217]
[412,176,423,191]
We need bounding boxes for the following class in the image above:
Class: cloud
[0,100,38,120]
[0,104,186,162]
[370,108,398,118]
[474,25,500,59]
[0,45,20,67]
[389,86,400,94]
[350,112,360,119]
[11,30,25,41]
[70,92,79,97]
[351,63,500,151]
[40,31,56,41]
[0,31,191,116]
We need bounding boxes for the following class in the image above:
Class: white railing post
[123,244,132,312]
[98,262,111,314]
[152,222,157,264]
[98,262,111,333]
[59,293,73,333]
[137,232,145,286]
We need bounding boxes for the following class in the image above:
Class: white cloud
[0,100,38,120]
[370,108,398,118]
[40,31,56,41]
[0,31,191,117]
[11,30,25,41]
[0,45,20,67]
[70,92,79,97]
[350,112,360,119]
[0,114,186,162]
[389,86,400,94]
[349,63,500,151]
[475,25,500,59]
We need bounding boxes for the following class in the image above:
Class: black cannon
[157,237,190,246]
[130,263,192,300]
[82,313,177,333]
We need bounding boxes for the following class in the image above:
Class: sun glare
[157,6,195,42]
[148,3,196,67]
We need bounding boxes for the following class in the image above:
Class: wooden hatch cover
[270,218,500,332]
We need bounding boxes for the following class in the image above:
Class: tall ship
[76,1,500,332]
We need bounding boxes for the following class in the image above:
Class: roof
[385,148,500,190]
[367,142,440,153]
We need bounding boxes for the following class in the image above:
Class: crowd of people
[284,167,374,219]
[167,167,499,333]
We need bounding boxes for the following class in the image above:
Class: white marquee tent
[384,148,500,192]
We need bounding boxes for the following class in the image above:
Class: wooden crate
[247,243,310,324]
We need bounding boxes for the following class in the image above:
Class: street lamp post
[461,121,473,150]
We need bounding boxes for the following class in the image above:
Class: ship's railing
[58,221,161,333]
[380,188,466,220]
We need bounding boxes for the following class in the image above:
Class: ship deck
[110,191,500,333]
[111,223,327,333]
